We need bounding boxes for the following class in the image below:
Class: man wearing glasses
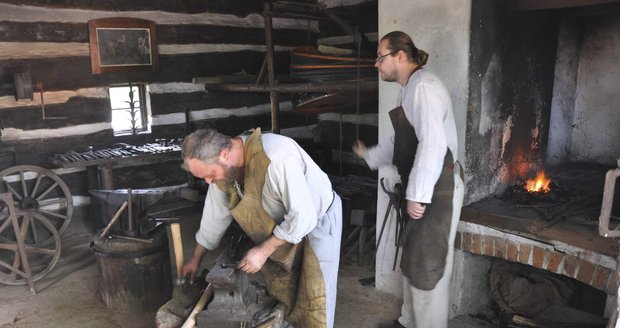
[354,31,464,328]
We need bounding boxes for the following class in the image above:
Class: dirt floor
[0,203,492,328]
[0,205,403,328]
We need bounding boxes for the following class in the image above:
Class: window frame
[108,83,150,136]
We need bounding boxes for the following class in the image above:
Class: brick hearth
[456,221,618,294]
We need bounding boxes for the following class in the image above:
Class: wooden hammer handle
[170,222,184,280]
[99,201,128,238]
[181,283,213,328]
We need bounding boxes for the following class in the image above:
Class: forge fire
[525,171,552,193]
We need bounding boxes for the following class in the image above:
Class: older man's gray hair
[182,128,232,164]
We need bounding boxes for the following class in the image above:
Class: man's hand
[352,140,367,158]
[181,245,206,284]
[238,235,287,274]
[238,245,270,274]
[407,200,426,220]
[181,258,200,284]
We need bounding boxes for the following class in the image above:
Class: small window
[109,83,150,136]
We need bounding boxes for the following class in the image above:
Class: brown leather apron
[216,128,327,327]
[389,106,456,291]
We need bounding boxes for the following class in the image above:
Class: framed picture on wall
[88,17,159,74]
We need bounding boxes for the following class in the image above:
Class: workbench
[50,140,182,190]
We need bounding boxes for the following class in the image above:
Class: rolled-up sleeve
[195,184,234,250]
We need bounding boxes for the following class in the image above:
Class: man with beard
[353,31,464,328]
[181,128,342,328]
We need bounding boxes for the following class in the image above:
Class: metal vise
[196,250,284,328]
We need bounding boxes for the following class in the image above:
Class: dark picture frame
[88,17,159,74]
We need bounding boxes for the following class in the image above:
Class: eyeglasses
[375,50,398,63]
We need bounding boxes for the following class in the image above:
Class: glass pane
[111,108,143,131]
[109,86,130,109]
[110,86,141,109]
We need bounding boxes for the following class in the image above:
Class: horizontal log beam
[150,91,271,115]
[0,0,263,16]
[202,81,378,93]
[0,52,291,96]
[0,21,318,47]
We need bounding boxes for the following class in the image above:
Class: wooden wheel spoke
[0,242,18,251]
[38,198,68,210]
[8,244,22,281]
[25,245,56,256]
[37,210,68,221]
[19,171,28,199]
[0,217,11,235]
[0,258,26,278]
[18,213,33,244]
[3,182,23,201]
[35,182,59,201]
[29,215,41,245]
[0,210,9,221]
[30,173,43,198]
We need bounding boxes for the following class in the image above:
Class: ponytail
[381,31,429,67]
[417,49,429,66]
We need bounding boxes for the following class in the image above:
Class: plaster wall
[548,14,620,166]
[546,18,580,165]
[569,14,620,165]
[375,0,471,297]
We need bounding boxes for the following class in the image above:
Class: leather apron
[389,106,455,291]
[216,128,327,327]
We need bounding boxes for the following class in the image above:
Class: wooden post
[99,164,114,190]
[263,1,279,133]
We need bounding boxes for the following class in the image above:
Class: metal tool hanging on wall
[36,82,66,120]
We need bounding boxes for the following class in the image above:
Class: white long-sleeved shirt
[195,133,334,250]
[364,70,458,204]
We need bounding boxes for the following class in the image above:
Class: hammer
[169,221,186,286]
[151,217,186,285]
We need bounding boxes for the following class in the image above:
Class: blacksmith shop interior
[0,0,619,327]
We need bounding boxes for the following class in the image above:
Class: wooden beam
[203,81,378,93]
[264,1,280,134]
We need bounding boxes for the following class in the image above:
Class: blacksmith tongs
[376,178,404,270]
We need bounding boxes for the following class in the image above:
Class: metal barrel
[91,228,171,313]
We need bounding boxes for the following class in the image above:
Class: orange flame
[525,171,551,193]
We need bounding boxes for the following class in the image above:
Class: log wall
[0,0,321,196]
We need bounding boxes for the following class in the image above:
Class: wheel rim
[0,165,73,244]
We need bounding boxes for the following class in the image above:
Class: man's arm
[238,235,287,273]
[184,183,233,283]
[406,82,448,204]
[354,135,396,170]
[182,243,207,284]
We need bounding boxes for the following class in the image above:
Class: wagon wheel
[0,165,73,245]
[0,194,61,287]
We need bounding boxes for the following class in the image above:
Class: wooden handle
[181,283,213,328]
[99,201,128,238]
[170,222,184,279]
